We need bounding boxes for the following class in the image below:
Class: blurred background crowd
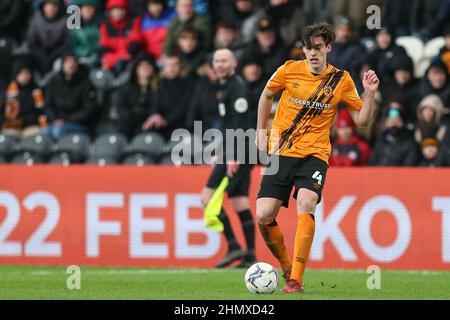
[0,0,450,166]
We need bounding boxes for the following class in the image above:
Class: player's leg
[282,157,327,293]
[230,196,256,267]
[256,156,296,281]
[201,186,245,267]
[256,197,292,280]
[203,163,244,268]
[226,164,256,267]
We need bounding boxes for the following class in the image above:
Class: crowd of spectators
[0,0,450,166]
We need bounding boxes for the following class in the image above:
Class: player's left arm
[346,70,380,129]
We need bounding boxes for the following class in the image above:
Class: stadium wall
[0,166,449,271]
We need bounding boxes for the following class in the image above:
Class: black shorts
[257,155,328,208]
[206,163,253,198]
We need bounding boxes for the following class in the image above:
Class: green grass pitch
[0,265,449,300]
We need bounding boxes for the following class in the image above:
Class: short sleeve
[341,72,363,111]
[266,63,286,93]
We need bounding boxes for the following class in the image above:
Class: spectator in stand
[0,0,30,44]
[252,0,308,47]
[186,70,221,131]
[382,55,420,110]
[414,94,449,146]
[175,27,207,78]
[142,54,192,140]
[43,53,97,141]
[368,27,408,83]
[419,60,450,114]
[114,52,159,139]
[418,134,449,167]
[368,105,419,166]
[384,0,412,37]
[329,108,370,166]
[26,0,69,74]
[302,0,334,25]
[99,0,143,74]
[213,21,245,56]
[0,55,45,139]
[241,16,288,81]
[410,0,444,41]
[327,16,367,78]
[439,26,450,74]
[333,0,385,37]
[70,0,101,67]
[162,0,212,56]
[239,55,265,128]
[216,0,259,43]
[141,0,176,61]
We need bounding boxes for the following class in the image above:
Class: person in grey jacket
[26,0,70,74]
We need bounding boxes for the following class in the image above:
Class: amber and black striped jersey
[266,59,363,164]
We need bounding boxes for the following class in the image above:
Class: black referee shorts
[206,163,253,198]
[257,155,328,208]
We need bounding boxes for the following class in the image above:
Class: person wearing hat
[43,52,96,141]
[70,0,101,67]
[327,16,366,79]
[414,94,449,145]
[141,0,176,61]
[1,55,45,140]
[382,55,420,109]
[368,27,409,82]
[99,0,143,73]
[419,60,450,112]
[329,108,370,166]
[368,103,419,166]
[418,132,449,167]
[240,15,288,81]
[26,0,69,74]
[102,52,160,139]
[252,0,307,47]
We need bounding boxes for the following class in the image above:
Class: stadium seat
[424,37,445,59]
[0,155,7,163]
[0,134,17,160]
[13,134,52,160]
[396,36,424,64]
[415,57,432,78]
[126,132,165,159]
[85,156,118,166]
[122,154,156,166]
[89,68,115,90]
[89,132,128,162]
[51,133,90,163]
[11,152,44,165]
[164,132,203,165]
[159,154,183,166]
[48,152,72,166]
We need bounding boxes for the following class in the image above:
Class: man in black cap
[241,16,288,81]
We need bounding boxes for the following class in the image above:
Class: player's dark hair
[302,22,335,48]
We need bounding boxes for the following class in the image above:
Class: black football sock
[218,209,240,251]
[238,209,256,261]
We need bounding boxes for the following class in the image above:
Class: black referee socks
[218,209,239,251]
[238,209,256,261]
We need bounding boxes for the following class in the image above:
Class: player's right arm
[255,63,288,152]
[256,88,276,153]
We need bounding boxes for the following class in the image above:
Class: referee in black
[200,49,256,268]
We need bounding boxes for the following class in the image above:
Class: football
[244,262,279,294]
